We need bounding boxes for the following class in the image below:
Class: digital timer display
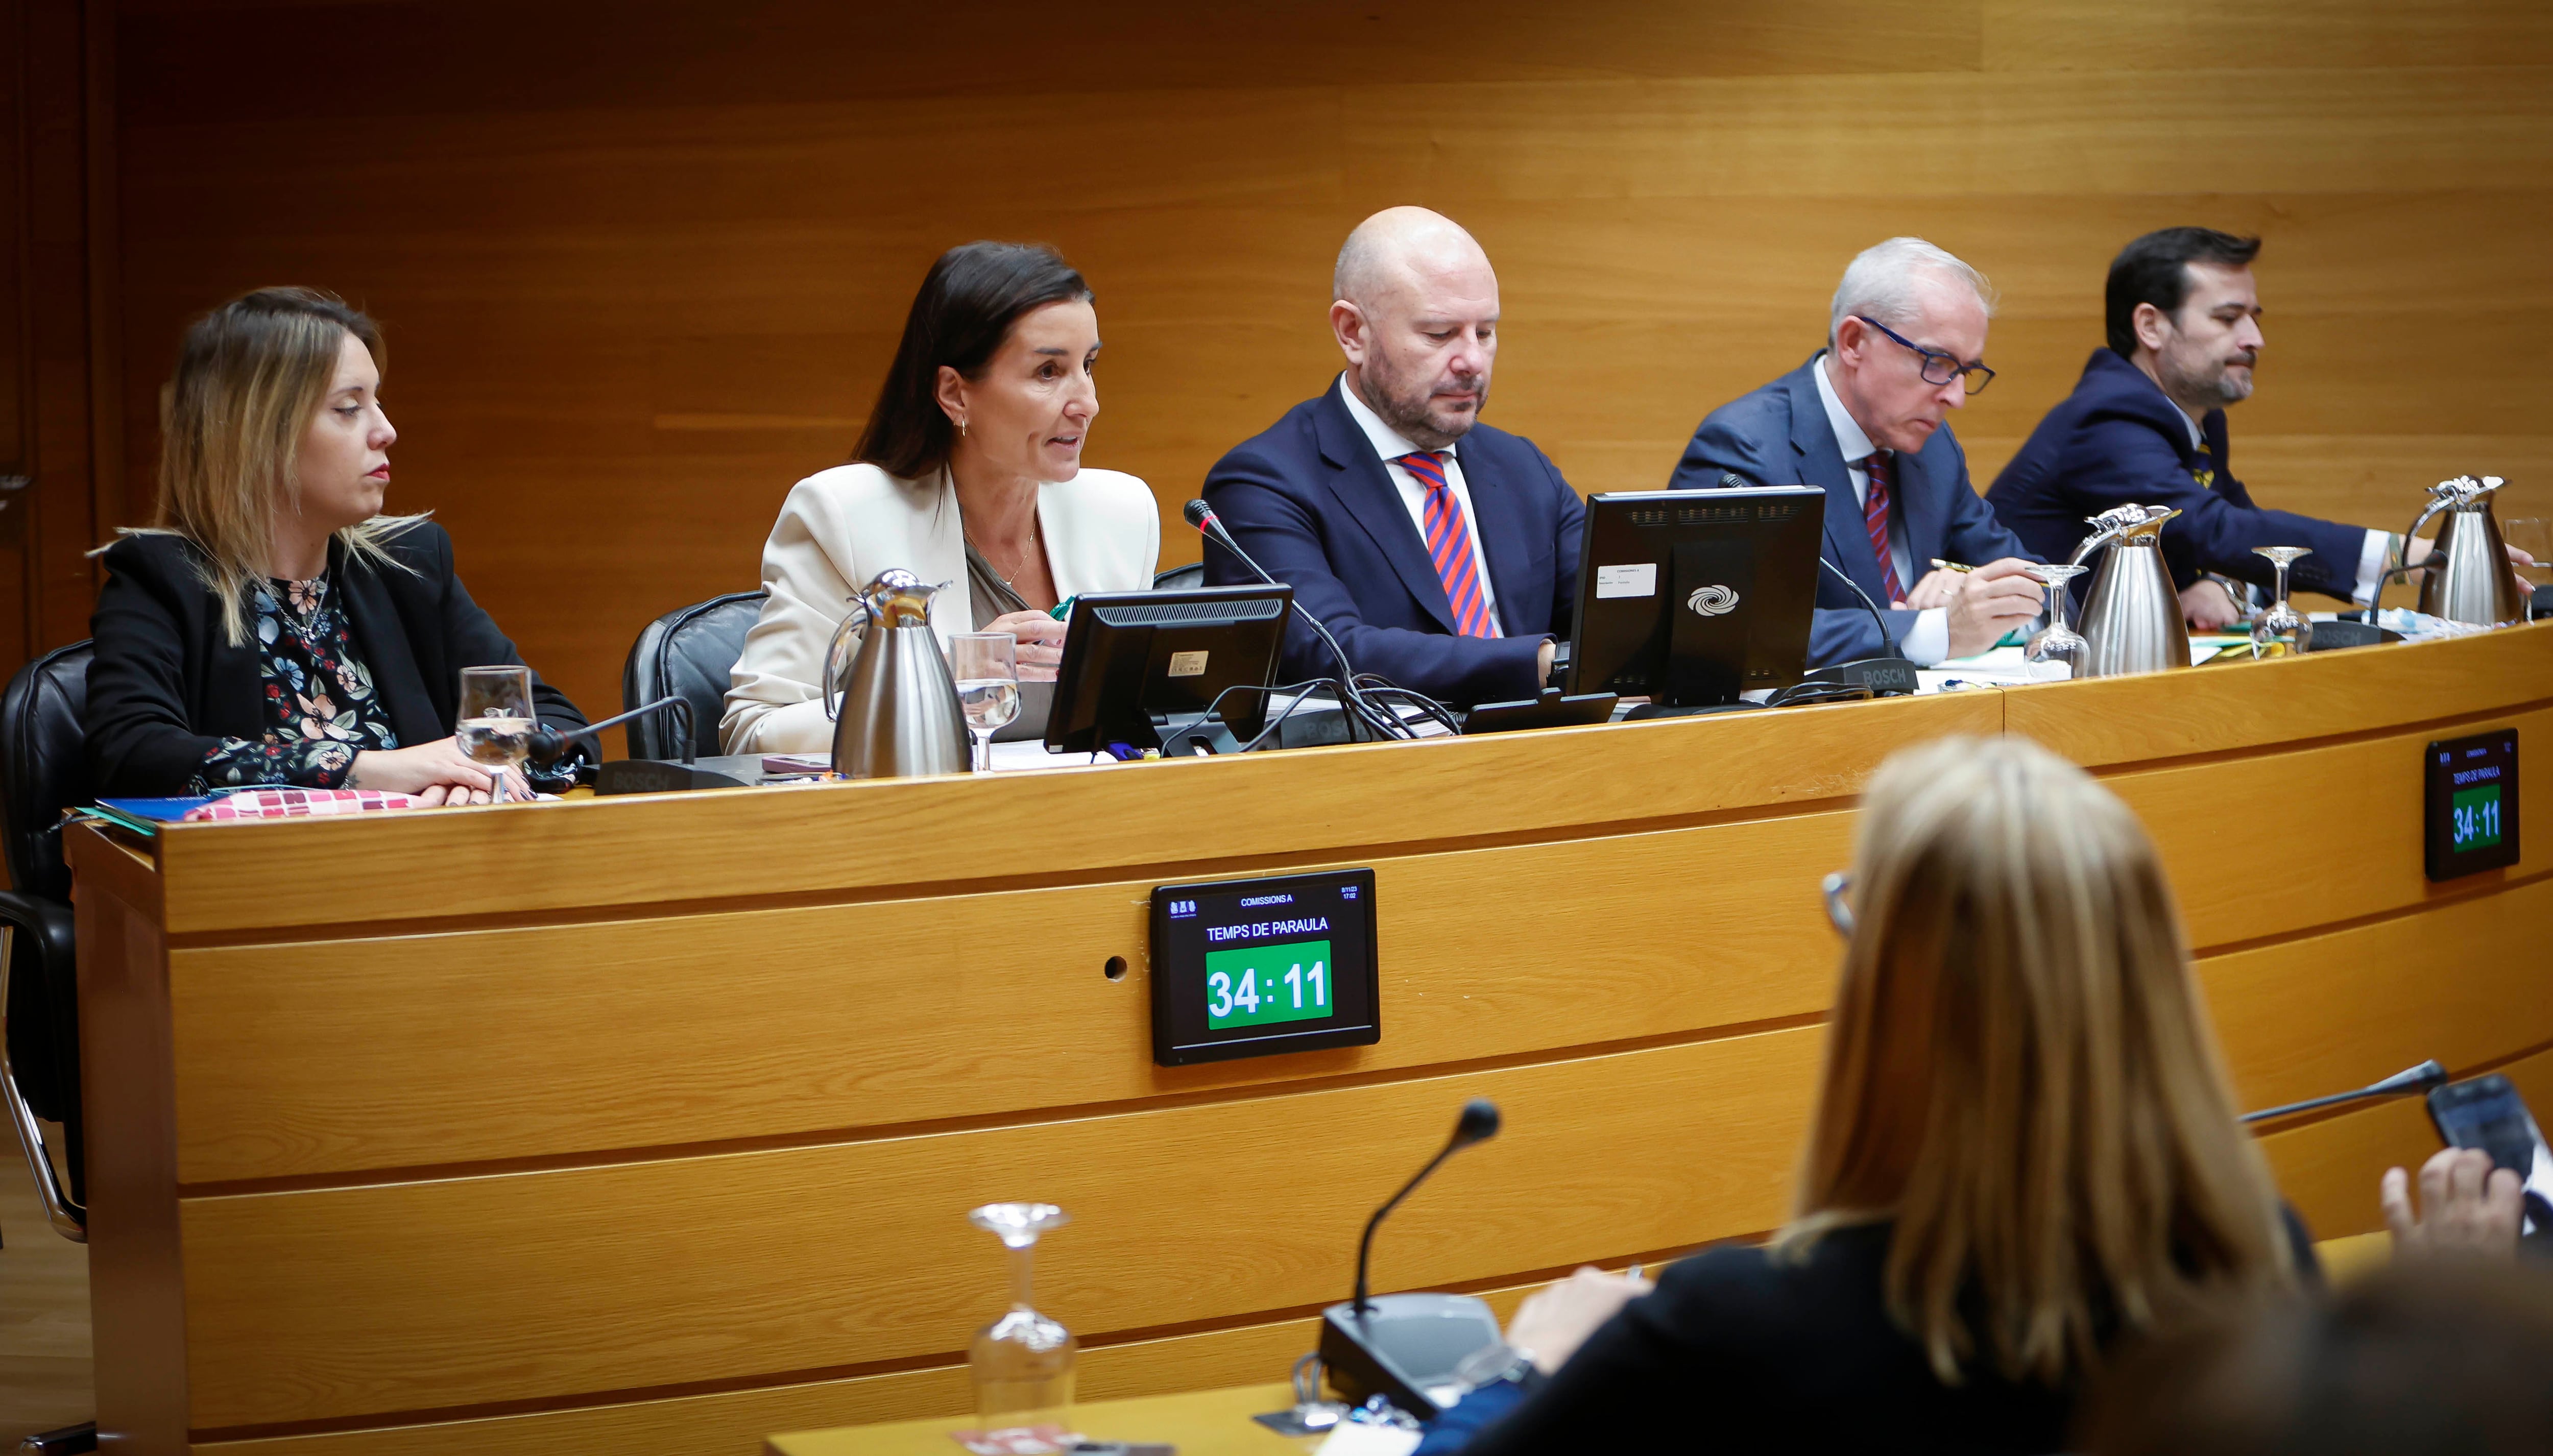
[1149,869,1379,1065]
[2452,784,2503,852]
[2425,729,2519,881]
[1206,939,1332,1029]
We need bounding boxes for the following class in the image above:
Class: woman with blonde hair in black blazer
[86,287,586,803]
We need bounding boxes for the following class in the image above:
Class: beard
[1356,356,1488,450]
[2160,347,2255,411]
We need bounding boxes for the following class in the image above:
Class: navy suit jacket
[1985,349,2366,600]
[1667,352,2035,665]
[1201,381,1584,708]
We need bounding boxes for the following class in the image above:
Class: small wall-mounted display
[1149,868,1380,1066]
[2425,728,2519,882]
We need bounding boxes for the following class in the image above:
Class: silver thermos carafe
[2069,504,2192,678]
[823,569,972,778]
[2410,475,2525,626]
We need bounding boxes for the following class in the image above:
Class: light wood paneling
[147,689,1997,937]
[2004,601,2552,768]
[177,1027,1822,1429]
[168,810,1852,1183]
[96,1,2553,715]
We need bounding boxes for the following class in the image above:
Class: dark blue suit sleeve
[2062,417,2367,597]
[1537,442,1587,640]
[1671,405,1902,665]
[1202,449,1551,707]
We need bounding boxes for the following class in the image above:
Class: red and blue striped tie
[1397,451,1497,638]
[1862,451,1907,605]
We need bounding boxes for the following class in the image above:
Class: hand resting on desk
[1504,1266,1654,1375]
[346,737,521,806]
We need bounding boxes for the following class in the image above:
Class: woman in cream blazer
[723,461,1158,754]
[724,242,1160,755]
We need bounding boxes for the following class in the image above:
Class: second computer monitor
[1564,486,1825,707]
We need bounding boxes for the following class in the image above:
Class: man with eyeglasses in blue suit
[1668,238,2043,668]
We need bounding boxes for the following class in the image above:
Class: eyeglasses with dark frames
[1852,316,1996,395]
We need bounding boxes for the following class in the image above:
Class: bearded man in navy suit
[1986,228,2530,626]
[1201,207,1583,708]
[1667,238,2043,667]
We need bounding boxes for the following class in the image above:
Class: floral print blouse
[196,574,398,791]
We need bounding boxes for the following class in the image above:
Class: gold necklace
[966,517,1041,587]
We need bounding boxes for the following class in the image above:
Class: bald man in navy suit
[1201,208,1584,708]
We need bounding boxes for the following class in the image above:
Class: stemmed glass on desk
[2022,563,2089,671]
[968,1202,1076,1433]
[455,665,535,803]
[2251,546,2310,651]
[951,633,1020,774]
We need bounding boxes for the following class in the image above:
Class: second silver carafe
[2068,504,2191,678]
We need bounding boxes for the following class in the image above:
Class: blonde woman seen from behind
[722,243,1159,755]
[1420,736,2308,1455]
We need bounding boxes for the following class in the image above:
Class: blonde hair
[112,287,425,645]
[1778,736,2293,1387]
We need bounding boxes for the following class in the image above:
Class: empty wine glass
[968,1202,1075,1433]
[950,633,1020,774]
[2022,563,2088,671]
[2251,546,2310,650]
[455,665,535,803]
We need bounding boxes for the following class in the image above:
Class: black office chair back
[621,592,766,759]
[1,642,93,904]
[1153,562,1205,591]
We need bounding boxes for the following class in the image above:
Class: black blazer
[85,522,587,797]
[1446,1212,2319,1455]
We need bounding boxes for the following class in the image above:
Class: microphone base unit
[1804,656,1920,697]
[594,759,758,795]
[1317,1293,1504,1418]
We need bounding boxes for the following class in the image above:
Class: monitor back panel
[1568,487,1824,704]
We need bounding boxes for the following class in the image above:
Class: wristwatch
[1451,1340,1545,1393]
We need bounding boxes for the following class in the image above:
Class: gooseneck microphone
[1184,499,1366,690]
[1354,1098,1501,1314]
[527,694,697,768]
[2241,1059,2447,1124]
[1318,1099,1507,1415]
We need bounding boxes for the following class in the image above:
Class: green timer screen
[1149,869,1379,1065]
[2425,729,2519,881]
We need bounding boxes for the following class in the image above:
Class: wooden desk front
[69,625,2553,1455]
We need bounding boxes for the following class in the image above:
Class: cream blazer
[722,463,1162,754]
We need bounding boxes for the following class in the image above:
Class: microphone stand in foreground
[2241,1059,2447,1125]
[1316,1099,1507,1416]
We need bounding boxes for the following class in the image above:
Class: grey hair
[1829,237,1997,346]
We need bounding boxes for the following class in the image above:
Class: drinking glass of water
[455,665,536,803]
[950,633,1020,774]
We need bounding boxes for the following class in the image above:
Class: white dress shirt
[1335,373,1503,634]
[1814,357,1950,665]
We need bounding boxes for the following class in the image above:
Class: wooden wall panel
[99,0,2553,717]
[177,1027,1823,1429]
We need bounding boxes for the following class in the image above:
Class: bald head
[1334,206,1490,307]
[1330,207,1501,448]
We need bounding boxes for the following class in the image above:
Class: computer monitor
[1044,584,1293,755]
[1563,486,1825,707]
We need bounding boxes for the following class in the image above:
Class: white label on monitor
[1167,649,1210,677]
[1595,563,1657,599]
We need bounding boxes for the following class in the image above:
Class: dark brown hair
[854,242,1092,480]
[2105,228,2262,357]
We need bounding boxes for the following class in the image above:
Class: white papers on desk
[1916,646,2072,693]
